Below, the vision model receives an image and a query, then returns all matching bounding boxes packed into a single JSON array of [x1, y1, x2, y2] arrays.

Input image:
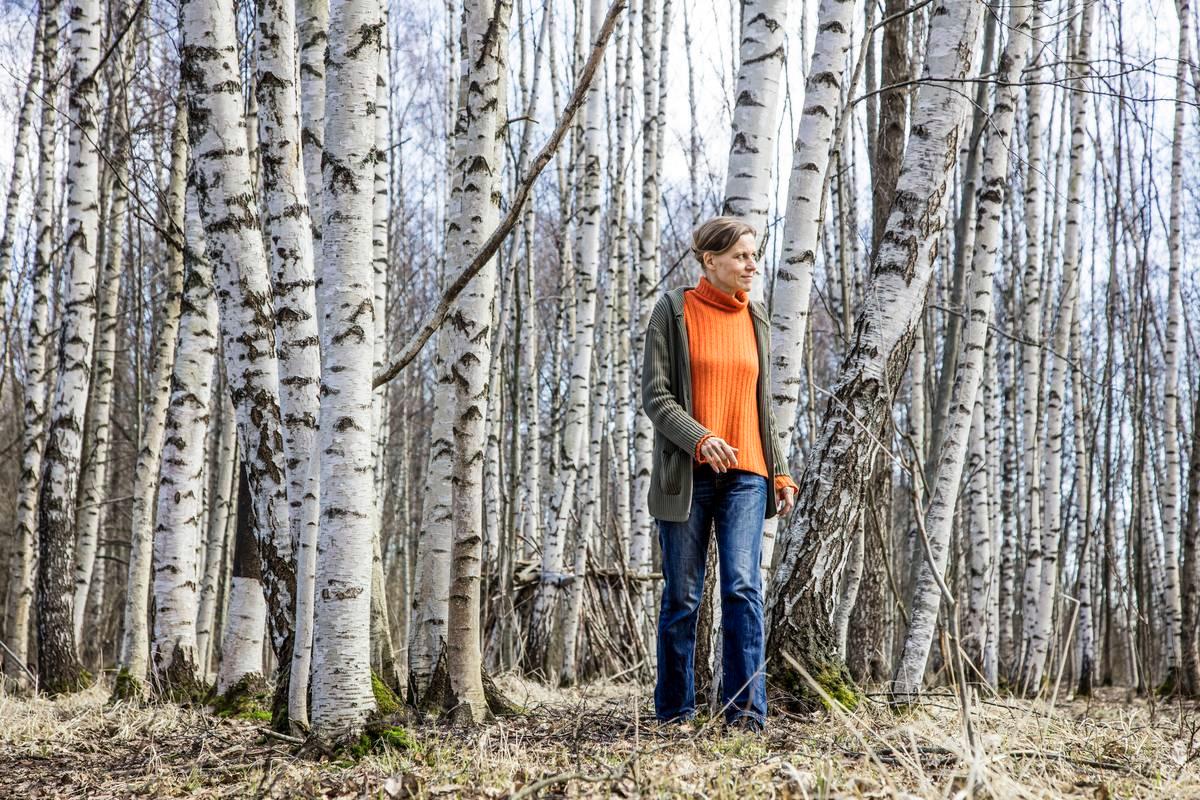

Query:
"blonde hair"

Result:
[[690, 216, 757, 270]]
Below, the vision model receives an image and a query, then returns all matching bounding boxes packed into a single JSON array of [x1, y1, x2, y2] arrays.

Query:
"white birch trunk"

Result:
[[73, 25, 137, 641], [181, 0, 296, 693], [442, 0, 512, 722], [529, 0, 600, 674], [197, 397, 238, 680], [890, 0, 1031, 702], [255, 0, 321, 729], [408, 331, 454, 701], [35, 0, 104, 694], [308, 0, 384, 737], [721, 0, 787, 287], [298, 0, 328, 270], [151, 190, 219, 693], [767, 0, 985, 703], [1019, 0, 1093, 695], [4, 10, 59, 682], [630, 0, 661, 582], [113, 106, 191, 696], [1159, 0, 1191, 687], [765, 0, 856, 580], [1016, 3, 1047, 678], [964, 383, 993, 681], [0, 15, 43, 321]]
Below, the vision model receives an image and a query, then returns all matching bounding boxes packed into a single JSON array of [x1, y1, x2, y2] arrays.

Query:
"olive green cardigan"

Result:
[[640, 287, 788, 523]]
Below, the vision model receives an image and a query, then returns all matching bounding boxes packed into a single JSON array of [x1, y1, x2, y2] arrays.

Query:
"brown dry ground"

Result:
[[1, 676, 1198, 799]]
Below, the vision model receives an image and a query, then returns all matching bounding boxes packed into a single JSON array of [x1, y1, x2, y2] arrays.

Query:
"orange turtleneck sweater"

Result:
[[684, 276, 797, 493]]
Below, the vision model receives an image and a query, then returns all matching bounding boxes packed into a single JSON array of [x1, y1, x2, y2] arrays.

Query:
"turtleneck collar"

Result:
[[692, 275, 749, 311]]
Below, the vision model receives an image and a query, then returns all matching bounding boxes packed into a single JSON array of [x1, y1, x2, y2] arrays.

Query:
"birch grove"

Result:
[[0, 0, 1199, 769]]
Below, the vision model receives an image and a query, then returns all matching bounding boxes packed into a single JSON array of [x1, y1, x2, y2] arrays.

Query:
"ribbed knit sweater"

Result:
[[684, 276, 797, 493]]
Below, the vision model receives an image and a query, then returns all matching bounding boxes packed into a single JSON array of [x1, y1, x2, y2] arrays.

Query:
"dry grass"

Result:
[[1, 676, 1198, 798]]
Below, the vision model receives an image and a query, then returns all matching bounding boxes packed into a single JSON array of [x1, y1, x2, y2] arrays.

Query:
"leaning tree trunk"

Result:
[[1158, 0, 1191, 694], [254, 0, 321, 730], [35, 0, 105, 696], [113, 104, 190, 699], [720, 0, 787, 279], [150, 187, 219, 699], [765, 0, 856, 581], [181, 0, 296, 724], [1018, 0, 1093, 697], [4, 4, 59, 685], [890, 0, 1032, 703], [765, 0, 985, 710], [307, 0, 385, 739], [440, 0, 513, 724]]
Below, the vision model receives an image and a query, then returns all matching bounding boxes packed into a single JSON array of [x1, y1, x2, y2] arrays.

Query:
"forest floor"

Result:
[[1, 675, 1198, 799]]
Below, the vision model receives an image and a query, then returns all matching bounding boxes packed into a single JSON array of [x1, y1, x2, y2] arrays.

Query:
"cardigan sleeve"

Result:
[[641, 295, 712, 456]]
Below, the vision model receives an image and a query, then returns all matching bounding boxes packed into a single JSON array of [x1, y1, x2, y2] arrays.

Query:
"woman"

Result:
[[641, 216, 797, 732]]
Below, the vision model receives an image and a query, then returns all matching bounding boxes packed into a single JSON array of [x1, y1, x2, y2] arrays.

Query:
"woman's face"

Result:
[[703, 233, 757, 295]]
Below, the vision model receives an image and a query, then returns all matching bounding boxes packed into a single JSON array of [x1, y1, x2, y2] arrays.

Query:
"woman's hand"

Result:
[[776, 484, 797, 515], [698, 436, 739, 472]]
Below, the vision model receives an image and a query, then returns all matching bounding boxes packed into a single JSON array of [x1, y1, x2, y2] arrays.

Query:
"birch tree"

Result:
[[309, 0, 384, 737], [181, 0, 296, 718], [35, 0, 104, 695], [150, 185, 219, 697], [1018, 0, 1094, 696], [4, 3, 59, 685], [441, 0, 512, 722], [254, 0, 322, 728], [720, 0, 787, 274], [529, 0, 601, 676], [1158, 0, 1191, 692], [765, 0, 985, 708], [114, 106, 191, 699], [891, 0, 1032, 701], [766, 0, 856, 577]]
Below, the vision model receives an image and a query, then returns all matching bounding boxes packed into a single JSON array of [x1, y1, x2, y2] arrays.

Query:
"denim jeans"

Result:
[[654, 465, 768, 724]]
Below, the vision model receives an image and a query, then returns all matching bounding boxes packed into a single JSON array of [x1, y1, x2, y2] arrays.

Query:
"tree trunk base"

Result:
[[40, 663, 93, 697], [419, 650, 518, 722], [210, 672, 272, 722], [110, 668, 147, 703], [154, 644, 209, 705], [769, 652, 861, 713]]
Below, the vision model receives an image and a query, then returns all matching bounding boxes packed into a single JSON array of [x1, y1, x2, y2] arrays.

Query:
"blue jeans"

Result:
[[655, 466, 768, 724]]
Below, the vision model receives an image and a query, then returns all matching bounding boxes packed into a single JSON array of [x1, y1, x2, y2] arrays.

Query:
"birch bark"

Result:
[[309, 0, 384, 737], [73, 9, 139, 641], [891, 0, 1031, 701], [721, 0, 787, 282], [442, 0, 512, 722], [0, 14, 42, 321], [1159, 0, 1191, 691], [766, 0, 856, 580], [181, 0, 296, 717], [529, 0, 600, 676], [35, 0, 104, 695], [114, 105, 190, 698], [4, 5, 59, 684], [765, 0, 984, 708], [1018, 0, 1094, 695], [255, 0, 321, 729], [151, 188, 219, 696]]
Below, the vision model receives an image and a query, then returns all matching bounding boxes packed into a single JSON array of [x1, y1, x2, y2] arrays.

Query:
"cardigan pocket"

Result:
[[659, 446, 683, 495]]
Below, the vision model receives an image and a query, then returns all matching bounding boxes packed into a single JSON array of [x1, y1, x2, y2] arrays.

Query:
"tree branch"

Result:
[[373, 0, 627, 389]]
